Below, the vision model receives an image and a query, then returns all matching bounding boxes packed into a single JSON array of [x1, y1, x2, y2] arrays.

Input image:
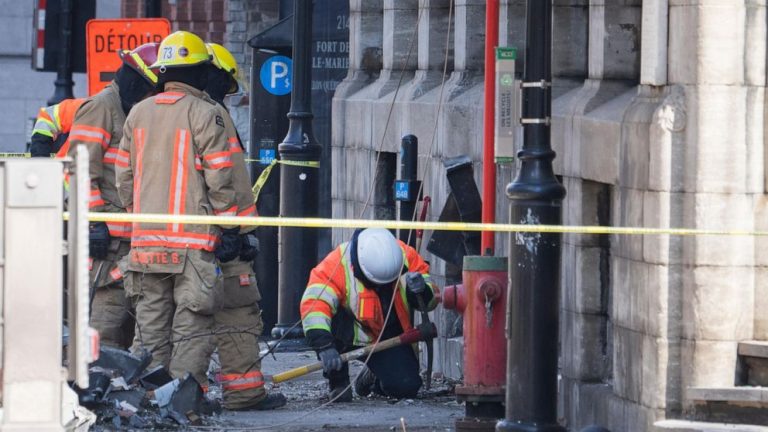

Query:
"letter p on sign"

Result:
[[260, 55, 292, 96]]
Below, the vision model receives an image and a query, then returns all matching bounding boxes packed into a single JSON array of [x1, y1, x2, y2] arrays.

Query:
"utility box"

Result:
[[0, 151, 94, 430], [248, 35, 293, 336]]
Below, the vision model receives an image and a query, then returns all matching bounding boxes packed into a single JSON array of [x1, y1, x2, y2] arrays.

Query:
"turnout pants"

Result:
[[90, 239, 134, 349], [125, 250, 222, 387], [213, 271, 266, 409]]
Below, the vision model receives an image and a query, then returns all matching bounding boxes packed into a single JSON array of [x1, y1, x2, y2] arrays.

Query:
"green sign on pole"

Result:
[[495, 47, 518, 164]]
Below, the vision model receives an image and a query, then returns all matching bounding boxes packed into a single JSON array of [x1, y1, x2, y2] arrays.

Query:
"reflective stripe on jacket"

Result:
[[32, 98, 85, 140], [116, 81, 238, 263], [300, 240, 438, 346], [66, 83, 131, 238]]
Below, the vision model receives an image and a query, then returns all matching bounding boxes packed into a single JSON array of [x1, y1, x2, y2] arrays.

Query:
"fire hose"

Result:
[[270, 323, 437, 384]]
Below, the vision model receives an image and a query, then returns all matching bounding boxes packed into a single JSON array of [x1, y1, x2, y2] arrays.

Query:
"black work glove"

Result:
[[89, 222, 110, 259], [405, 272, 427, 295], [215, 227, 242, 263], [318, 347, 343, 374], [239, 231, 260, 261], [29, 133, 54, 158]]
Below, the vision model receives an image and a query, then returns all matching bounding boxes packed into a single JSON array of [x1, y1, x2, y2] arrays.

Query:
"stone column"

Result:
[[667, 0, 761, 412], [369, 0, 420, 154], [332, 0, 384, 245], [399, 0, 454, 142]]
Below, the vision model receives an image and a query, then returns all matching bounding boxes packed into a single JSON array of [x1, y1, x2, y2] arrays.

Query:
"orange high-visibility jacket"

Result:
[[116, 82, 238, 268], [300, 240, 438, 347], [66, 83, 131, 238], [33, 97, 85, 140], [214, 102, 259, 279]]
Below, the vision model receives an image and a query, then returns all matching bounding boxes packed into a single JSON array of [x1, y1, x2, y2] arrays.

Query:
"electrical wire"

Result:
[[191, 1, 455, 430]]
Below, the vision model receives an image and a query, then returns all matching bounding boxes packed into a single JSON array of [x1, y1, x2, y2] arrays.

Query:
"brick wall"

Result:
[[119, 0, 281, 138], [121, 0, 227, 44]]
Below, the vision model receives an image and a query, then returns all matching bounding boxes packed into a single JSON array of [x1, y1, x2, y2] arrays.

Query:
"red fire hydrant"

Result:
[[442, 255, 508, 431]]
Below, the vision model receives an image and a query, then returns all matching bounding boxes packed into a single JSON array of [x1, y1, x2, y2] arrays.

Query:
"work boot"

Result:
[[354, 366, 376, 397], [329, 377, 353, 403], [234, 392, 287, 411]]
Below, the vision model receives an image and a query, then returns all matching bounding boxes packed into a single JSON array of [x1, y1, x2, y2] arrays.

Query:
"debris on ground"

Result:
[[73, 347, 222, 430]]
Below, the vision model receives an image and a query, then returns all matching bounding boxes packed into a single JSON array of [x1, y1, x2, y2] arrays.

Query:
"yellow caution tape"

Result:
[[62, 212, 768, 237], [251, 159, 320, 204], [0, 152, 64, 158]]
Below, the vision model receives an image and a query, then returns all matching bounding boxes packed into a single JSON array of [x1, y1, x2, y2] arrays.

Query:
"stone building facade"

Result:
[[333, 0, 768, 431], [0, 0, 121, 152], [25, 0, 767, 429]]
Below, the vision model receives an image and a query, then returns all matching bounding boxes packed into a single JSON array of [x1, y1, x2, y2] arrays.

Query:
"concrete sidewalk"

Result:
[[208, 349, 463, 431]]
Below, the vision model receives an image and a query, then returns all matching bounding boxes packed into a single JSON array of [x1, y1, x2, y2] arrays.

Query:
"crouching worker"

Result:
[[300, 228, 438, 402]]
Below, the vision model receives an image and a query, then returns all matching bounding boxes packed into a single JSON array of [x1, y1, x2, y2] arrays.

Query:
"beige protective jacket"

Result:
[[215, 103, 258, 278], [67, 82, 131, 238], [116, 81, 238, 273]]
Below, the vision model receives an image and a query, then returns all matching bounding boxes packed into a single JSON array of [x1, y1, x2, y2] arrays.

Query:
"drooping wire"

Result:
[[193, 2, 456, 429]]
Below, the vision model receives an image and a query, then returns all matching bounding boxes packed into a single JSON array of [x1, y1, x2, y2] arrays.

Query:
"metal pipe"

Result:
[[481, 0, 499, 256], [398, 134, 419, 247], [272, 0, 321, 341], [48, 0, 74, 105], [144, 0, 162, 18], [496, 0, 566, 430]]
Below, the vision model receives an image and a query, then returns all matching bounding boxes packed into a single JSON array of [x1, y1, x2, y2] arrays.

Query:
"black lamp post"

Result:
[[48, 0, 74, 105], [272, 0, 321, 341], [496, 0, 566, 431], [145, 0, 162, 18]]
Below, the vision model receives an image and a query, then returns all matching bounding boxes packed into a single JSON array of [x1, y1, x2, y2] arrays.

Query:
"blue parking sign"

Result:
[[260, 56, 292, 96], [259, 149, 276, 164], [394, 181, 410, 200]]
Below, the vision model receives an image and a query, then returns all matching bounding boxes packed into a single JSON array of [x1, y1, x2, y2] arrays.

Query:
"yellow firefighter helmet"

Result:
[[206, 42, 240, 94], [151, 31, 210, 70]]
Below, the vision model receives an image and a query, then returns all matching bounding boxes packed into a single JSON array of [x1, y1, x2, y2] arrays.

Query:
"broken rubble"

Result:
[[74, 346, 222, 429]]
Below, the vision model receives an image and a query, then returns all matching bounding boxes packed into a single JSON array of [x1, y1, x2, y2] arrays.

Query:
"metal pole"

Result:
[[144, 0, 162, 18], [496, 0, 566, 430], [398, 134, 418, 247], [48, 0, 75, 105], [481, 0, 499, 256], [272, 0, 321, 341]]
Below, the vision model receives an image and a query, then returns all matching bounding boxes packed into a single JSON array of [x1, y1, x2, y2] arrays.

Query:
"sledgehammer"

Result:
[[270, 323, 437, 383]]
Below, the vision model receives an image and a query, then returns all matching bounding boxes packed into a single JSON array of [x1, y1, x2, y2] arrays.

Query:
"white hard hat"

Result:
[[356, 228, 403, 285]]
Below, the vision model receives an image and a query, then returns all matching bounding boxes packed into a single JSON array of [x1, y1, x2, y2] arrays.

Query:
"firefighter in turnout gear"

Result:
[[300, 228, 439, 402], [116, 31, 240, 387], [201, 42, 286, 410], [30, 97, 85, 157], [67, 42, 159, 349]]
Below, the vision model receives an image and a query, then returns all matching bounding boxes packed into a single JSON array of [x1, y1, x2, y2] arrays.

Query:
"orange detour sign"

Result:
[[86, 18, 171, 96]]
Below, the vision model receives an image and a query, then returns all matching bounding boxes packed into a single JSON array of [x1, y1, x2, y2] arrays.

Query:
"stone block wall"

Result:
[[333, 0, 768, 430]]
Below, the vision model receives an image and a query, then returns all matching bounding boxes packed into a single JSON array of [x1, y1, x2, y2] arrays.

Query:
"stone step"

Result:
[[739, 341, 768, 359], [738, 342, 768, 386], [655, 419, 768, 432], [688, 387, 768, 426], [689, 387, 768, 404]]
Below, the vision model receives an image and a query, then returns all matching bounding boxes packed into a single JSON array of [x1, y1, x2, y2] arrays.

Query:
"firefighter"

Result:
[[29, 97, 85, 157], [116, 31, 240, 387], [201, 42, 286, 410], [67, 42, 159, 349], [300, 228, 439, 402]]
